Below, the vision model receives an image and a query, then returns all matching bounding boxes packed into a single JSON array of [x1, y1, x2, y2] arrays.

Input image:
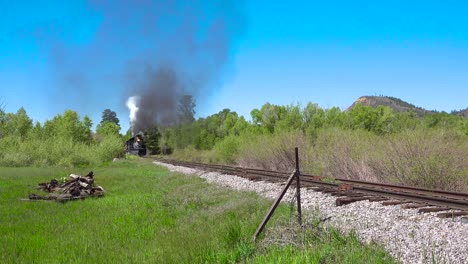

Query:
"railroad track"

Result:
[[158, 159, 468, 219]]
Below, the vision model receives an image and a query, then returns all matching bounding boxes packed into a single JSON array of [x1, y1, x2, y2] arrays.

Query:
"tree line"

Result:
[[0, 107, 123, 144], [0, 106, 124, 167], [161, 102, 467, 153], [0, 99, 466, 161]]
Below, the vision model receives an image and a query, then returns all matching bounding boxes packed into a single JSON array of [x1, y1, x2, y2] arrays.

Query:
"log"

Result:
[[29, 172, 105, 201], [79, 181, 91, 189]]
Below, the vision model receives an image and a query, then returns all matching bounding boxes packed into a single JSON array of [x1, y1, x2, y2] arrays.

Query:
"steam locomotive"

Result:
[[125, 134, 147, 156]]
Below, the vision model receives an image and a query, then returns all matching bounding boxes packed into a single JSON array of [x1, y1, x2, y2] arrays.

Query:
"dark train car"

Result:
[[125, 134, 147, 156]]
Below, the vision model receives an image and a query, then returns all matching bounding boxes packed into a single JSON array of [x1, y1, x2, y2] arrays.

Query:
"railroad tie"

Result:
[[402, 203, 428, 209], [381, 200, 412, 206], [418, 207, 450, 213], [335, 197, 369, 206], [436, 211, 468, 218], [367, 197, 388, 202]]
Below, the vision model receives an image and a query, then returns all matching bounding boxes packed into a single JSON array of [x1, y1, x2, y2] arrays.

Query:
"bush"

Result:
[[0, 152, 32, 167], [91, 135, 125, 163], [313, 128, 380, 182], [369, 129, 468, 191], [171, 145, 211, 163], [168, 126, 467, 192], [0, 135, 124, 167], [210, 135, 241, 164], [236, 131, 313, 172]]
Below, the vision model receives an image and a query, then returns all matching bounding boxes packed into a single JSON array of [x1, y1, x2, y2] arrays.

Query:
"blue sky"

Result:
[[1, 0, 467, 133]]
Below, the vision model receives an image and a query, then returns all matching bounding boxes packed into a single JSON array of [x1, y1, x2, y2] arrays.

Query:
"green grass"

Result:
[[0, 159, 395, 263], [251, 226, 393, 264]]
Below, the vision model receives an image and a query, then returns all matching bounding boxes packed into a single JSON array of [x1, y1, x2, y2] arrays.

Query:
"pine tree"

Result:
[[100, 109, 120, 128]]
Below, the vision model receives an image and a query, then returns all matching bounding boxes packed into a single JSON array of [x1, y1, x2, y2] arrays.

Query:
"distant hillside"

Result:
[[451, 108, 468, 117], [348, 96, 433, 116], [348, 96, 468, 118]]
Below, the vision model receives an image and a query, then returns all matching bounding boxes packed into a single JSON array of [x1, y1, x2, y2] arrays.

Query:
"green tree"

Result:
[[391, 111, 419, 132], [424, 112, 458, 129], [325, 107, 346, 128], [100, 109, 120, 128], [144, 124, 161, 154], [250, 103, 287, 133], [29, 121, 43, 140], [275, 104, 303, 132], [250, 108, 262, 125], [83, 115, 93, 141], [349, 104, 396, 135], [231, 116, 249, 136], [96, 121, 121, 138], [43, 110, 92, 143], [303, 103, 326, 132], [0, 107, 33, 139], [15, 108, 33, 139]]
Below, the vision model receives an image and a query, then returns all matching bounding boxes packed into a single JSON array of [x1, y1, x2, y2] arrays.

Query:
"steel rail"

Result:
[[157, 159, 468, 211]]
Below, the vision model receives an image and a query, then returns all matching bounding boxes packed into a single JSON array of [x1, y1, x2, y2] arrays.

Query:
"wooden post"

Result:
[[253, 148, 303, 241], [295, 147, 302, 226], [253, 171, 297, 241]]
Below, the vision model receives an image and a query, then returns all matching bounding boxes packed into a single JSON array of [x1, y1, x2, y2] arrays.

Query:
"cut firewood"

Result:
[[27, 171, 104, 202]]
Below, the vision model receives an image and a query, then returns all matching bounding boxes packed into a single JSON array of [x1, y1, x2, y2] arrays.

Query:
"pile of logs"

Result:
[[28, 171, 105, 202]]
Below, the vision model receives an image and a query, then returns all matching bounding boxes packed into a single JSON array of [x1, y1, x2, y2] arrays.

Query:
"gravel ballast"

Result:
[[154, 161, 468, 264]]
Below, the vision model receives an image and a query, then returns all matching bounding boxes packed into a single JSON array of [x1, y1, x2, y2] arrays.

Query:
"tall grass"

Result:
[[169, 145, 212, 163], [313, 128, 380, 182], [252, 218, 394, 264], [369, 129, 468, 191], [194, 127, 467, 192], [0, 160, 394, 263], [0, 136, 123, 167], [236, 131, 314, 172]]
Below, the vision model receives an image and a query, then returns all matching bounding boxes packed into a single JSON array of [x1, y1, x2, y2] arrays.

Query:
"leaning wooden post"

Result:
[[253, 148, 303, 241], [253, 170, 297, 241], [295, 147, 302, 226]]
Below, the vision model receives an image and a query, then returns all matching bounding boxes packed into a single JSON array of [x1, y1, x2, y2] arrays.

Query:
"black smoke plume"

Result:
[[43, 0, 244, 134], [130, 65, 180, 132], [116, 0, 245, 134]]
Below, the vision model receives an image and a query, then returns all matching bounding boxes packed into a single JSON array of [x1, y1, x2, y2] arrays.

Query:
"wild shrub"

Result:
[[210, 135, 241, 164], [0, 136, 124, 167], [369, 129, 468, 191], [313, 128, 380, 182], [0, 152, 32, 167], [181, 126, 467, 192], [91, 135, 125, 163], [236, 131, 313, 172], [171, 145, 211, 163]]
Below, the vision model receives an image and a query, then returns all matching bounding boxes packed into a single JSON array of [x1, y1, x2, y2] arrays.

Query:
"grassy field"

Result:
[[0, 159, 395, 263]]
